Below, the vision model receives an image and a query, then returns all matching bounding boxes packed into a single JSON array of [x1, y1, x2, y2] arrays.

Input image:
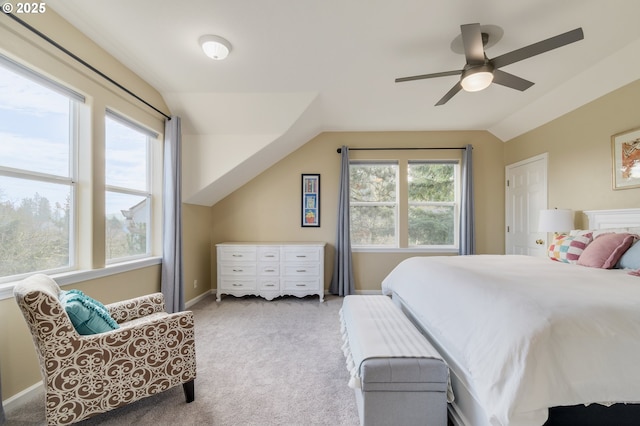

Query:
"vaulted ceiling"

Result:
[[47, 0, 640, 205]]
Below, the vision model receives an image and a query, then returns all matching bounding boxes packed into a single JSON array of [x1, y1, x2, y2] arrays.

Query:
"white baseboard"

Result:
[[185, 289, 213, 308], [3, 380, 42, 409]]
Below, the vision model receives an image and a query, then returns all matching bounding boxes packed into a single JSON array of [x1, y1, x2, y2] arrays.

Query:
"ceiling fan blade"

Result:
[[460, 23, 485, 65], [435, 82, 462, 106], [492, 69, 534, 91], [395, 70, 461, 83], [491, 27, 584, 69]]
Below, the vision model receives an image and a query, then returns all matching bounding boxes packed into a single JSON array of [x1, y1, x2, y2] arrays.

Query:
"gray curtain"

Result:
[[161, 116, 184, 313], [459, 144, 476, 255], [329, 146, 355, 296]]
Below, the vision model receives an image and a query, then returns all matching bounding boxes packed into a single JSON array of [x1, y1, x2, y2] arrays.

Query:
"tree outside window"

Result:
[[350, 162, 398, 246], [408, 162, 457, 246]]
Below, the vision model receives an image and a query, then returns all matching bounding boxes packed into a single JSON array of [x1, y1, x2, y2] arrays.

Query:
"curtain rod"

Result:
[[4, 12, 172, 121], [336, 146, 469, 153]]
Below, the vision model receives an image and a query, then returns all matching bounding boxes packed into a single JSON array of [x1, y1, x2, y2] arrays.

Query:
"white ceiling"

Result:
[[45, 0, 640, 203]]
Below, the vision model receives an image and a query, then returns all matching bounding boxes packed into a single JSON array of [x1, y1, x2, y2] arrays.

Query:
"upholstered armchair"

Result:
[[14, 274, 196, 425]]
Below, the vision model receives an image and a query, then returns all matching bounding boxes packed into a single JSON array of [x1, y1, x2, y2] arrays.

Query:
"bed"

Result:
[[381, 208, 640, 426]]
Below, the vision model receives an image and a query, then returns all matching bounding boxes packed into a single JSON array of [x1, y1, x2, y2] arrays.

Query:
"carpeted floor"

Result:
[[4, 294, 360, 426]]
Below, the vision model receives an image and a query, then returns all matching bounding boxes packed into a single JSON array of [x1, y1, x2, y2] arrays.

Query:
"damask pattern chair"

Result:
[[14, 274, 196, 425]]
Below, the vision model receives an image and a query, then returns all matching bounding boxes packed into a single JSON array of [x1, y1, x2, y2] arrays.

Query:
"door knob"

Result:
[[535, 239, 544, 245]]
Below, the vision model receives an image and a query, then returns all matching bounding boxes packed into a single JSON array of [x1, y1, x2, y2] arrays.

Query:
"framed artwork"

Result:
[[301, 174, 320, 227], [612, 127, 640, 190]]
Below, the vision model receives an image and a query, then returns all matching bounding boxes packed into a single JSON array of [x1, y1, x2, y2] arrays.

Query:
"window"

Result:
[[350, 159, 459, 250], [350, 162, 398, 246], [408, 161, 457, 247], [105, 110, 155, 262], [0, 56, 83, 281]]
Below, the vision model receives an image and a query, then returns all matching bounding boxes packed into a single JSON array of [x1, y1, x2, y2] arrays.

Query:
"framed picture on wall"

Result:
[[301, 174, 320, 227], [612, 127, 640, 190]]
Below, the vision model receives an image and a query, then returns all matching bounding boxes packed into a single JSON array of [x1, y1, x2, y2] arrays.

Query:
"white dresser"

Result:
[[216, 242, 325, 302]]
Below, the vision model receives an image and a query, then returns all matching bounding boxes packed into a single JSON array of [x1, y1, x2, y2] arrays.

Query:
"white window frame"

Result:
[[0, 55, 82, 283], [350, 158, 461, 252], [349, 161, 399, 248], [104, 109, 157, 264], [407, 160, 460, 249]]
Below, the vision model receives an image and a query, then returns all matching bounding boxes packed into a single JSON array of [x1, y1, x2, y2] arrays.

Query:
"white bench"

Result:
[[340, 295, 452, 426]]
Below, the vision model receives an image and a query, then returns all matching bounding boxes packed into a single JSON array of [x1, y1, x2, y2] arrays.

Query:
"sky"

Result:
[[0, 64, 149, 217]]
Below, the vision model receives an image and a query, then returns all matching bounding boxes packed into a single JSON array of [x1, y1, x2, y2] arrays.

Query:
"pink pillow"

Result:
[[577, 233, 636, 269]]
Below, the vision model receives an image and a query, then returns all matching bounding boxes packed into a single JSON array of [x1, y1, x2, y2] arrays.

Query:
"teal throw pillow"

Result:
[[59, 289, 120, 335]]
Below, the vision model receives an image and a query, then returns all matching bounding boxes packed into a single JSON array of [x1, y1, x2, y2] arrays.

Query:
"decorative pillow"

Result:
[[548, 233, 592, 263], [59, 290, 120, 335], [617, 240, 640, 270], [577, 233, 636, 269]]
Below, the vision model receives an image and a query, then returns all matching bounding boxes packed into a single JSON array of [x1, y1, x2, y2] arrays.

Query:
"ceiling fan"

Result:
[[395, 23, 584, 106]]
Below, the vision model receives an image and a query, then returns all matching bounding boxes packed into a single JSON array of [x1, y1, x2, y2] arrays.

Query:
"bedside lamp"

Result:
[[538, 209, 575, 236]]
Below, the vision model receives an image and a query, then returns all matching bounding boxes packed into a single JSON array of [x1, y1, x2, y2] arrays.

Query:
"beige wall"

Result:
[[504, 80, 640, 228], [183, 204, 214, 301], [211, 130, 506, 292]]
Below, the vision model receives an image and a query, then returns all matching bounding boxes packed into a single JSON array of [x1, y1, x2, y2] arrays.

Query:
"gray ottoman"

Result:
[[340, 295, 451, 426]]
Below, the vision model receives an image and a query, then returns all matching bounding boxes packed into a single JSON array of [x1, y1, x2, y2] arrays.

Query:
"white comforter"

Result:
[[381, 255, 640, 426]]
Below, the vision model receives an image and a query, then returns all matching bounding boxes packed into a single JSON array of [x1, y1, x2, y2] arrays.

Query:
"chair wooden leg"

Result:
[[183, 380, 195, 403]]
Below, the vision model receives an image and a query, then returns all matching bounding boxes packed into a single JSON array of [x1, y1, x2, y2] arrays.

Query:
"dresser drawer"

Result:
[[258, 262, 279, 276], [282, 277, 320, 290], [282, 247, 321, 262], [258, 246, 280, 261], [282, 263, 319, 276], [219, 278, 256, 290], [258, 277, 279, 291], [219, 264, 256, 276], [218, 246, 257, 262]]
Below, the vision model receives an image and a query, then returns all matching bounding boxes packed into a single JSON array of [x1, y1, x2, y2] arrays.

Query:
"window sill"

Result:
[[352, 247, 459, 254], [0, 256, 162, 301]]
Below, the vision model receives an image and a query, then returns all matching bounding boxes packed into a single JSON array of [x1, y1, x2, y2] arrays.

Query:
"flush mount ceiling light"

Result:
[[199, 35, 231, 60], [460, 64, 494, 92]]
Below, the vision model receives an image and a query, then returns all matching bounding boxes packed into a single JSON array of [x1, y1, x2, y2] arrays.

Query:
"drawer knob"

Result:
[[296, 269, 307, 273], [265, 269, 275, 272], [296, 255, 306, 258], [295, 283, 306, 287], [232, 254, 243, 257], [233, 269, 243, 272], [232, 283, 242, 287]]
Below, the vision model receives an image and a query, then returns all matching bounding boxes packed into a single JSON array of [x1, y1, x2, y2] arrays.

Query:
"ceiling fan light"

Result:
[[199, 35, 231, 60], [461, 69, 493, 92]]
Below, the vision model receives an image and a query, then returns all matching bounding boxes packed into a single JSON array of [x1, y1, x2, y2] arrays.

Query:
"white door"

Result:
[[505, 154, 548, 256]]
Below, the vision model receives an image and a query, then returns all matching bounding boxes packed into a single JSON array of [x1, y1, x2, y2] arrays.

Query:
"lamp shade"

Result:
[[199, 35, 231, 60], [538, 209, 574, 233]]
